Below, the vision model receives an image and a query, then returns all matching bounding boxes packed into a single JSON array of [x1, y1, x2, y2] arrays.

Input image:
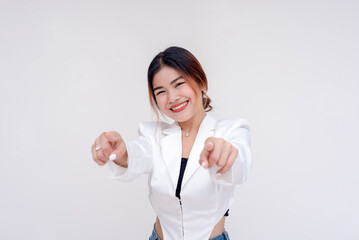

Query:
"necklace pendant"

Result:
[[185, 132, 189, 137]]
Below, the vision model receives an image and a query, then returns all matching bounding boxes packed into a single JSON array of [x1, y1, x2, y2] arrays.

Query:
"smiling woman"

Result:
[[151, 66, 204, 124], [148, 47, 212, 114], [91, 46, 252, 240]]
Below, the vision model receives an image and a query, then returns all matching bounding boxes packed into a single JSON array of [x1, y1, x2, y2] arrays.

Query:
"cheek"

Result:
[[183, 86, 198, 99], [184, 89, 199, 103], [155, 95, 167, 110]]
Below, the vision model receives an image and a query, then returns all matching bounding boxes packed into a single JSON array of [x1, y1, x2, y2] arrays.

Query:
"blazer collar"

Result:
[[160, 114, 217, 191], [161, 114, 217, 135]]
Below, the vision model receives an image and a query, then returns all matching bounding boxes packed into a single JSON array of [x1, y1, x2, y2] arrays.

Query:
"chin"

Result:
[[166, 112, 191, 123], [175, 114, 196, 123]]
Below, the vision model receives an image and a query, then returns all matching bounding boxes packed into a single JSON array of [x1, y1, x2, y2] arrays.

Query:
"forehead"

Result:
[[153, 66, 182, 87]]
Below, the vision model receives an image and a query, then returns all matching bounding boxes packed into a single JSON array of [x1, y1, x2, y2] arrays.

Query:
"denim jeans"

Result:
[[148, 226, 230, 240]]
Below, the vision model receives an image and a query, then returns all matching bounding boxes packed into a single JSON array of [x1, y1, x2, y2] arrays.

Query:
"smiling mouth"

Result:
[[171, 101, 189, 112]]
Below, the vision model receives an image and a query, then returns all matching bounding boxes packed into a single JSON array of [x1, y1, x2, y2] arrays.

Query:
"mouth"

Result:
[[170, 100, 189, 113]]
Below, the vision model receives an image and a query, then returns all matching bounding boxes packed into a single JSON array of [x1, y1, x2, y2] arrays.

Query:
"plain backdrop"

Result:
[[1, 0, 358, 239]]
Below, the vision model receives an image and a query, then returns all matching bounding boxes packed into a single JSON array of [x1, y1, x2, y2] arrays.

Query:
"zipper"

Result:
[[179, 198, 184, 238]]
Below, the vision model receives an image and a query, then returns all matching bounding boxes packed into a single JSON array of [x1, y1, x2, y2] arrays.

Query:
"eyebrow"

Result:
[[153, 76, 183, 92]]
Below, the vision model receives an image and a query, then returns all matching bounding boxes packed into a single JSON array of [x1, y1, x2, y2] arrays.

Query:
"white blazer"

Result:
[[107, 114, 252, 240]]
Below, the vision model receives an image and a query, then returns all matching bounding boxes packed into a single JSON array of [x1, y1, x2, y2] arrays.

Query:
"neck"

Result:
[[178, 110, 206, 134]]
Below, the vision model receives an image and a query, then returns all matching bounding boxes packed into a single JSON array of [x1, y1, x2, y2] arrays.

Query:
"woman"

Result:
[[91, 46, 252, 240]]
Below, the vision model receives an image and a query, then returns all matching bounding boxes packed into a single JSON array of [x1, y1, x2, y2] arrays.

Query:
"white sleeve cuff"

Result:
[[107, 159, 128, 179]]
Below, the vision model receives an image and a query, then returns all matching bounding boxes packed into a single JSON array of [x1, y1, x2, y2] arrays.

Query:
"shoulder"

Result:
[[138, 120, 173, 136], [214, 117, 250, 139], [216, 118, 250, 130]]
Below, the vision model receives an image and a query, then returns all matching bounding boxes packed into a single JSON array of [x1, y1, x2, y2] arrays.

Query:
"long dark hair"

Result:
[[147, 46, 212, 115]]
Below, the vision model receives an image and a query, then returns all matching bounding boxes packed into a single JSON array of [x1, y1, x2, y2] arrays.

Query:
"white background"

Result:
[[1, 0, 358, 239]]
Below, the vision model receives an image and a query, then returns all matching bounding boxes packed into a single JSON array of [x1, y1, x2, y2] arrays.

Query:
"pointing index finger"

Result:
[[200, 141, 214, 168], [103, 131, 121, 147]]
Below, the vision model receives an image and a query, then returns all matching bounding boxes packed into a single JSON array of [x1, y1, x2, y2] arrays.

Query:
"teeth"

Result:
[[172, 101, 187, 110]]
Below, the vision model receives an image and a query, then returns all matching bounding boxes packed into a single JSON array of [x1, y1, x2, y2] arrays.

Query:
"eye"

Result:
[[175, 82, 185, 88], [155, 90, 165, 96]]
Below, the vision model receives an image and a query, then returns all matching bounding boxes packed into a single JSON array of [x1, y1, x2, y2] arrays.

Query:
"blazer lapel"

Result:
[[159, 114, 217, 192], [160, 122, 182, 190], [182, 114, 217, 189]]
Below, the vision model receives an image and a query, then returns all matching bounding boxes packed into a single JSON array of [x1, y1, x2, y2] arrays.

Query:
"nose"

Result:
[[168, 90, 180, 103]]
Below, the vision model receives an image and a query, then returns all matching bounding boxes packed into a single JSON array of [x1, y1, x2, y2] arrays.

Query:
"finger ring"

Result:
[[95, 146, 102, 151]]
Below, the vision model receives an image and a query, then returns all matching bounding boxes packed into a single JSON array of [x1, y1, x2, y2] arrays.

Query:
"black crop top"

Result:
[[175, 158, 229, 217]]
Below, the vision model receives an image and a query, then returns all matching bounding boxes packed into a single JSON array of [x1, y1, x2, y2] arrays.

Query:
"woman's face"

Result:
[[152, 66, 204, 123]]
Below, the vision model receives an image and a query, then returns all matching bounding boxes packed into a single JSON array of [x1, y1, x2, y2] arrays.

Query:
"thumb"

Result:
[[108, 138, 127, 166], [108, 143, 123, 162], [108, 152, 118, 162], [108, 147, 123, 164], [103, 132, 123, 162]]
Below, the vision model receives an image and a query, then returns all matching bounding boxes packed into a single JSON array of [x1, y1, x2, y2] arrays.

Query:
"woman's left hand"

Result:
[[199, 137, 238, 175]]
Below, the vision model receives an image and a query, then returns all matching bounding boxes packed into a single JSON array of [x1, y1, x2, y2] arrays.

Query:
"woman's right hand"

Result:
[[91, 131, 128, 167]]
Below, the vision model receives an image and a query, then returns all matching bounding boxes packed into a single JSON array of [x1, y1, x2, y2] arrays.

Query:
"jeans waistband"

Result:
[[149, 224, 230, 240]]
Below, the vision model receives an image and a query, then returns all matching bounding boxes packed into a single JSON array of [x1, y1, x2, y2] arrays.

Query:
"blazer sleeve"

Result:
[[107, 122, 154, 181], [211, 118, 252, 185]]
